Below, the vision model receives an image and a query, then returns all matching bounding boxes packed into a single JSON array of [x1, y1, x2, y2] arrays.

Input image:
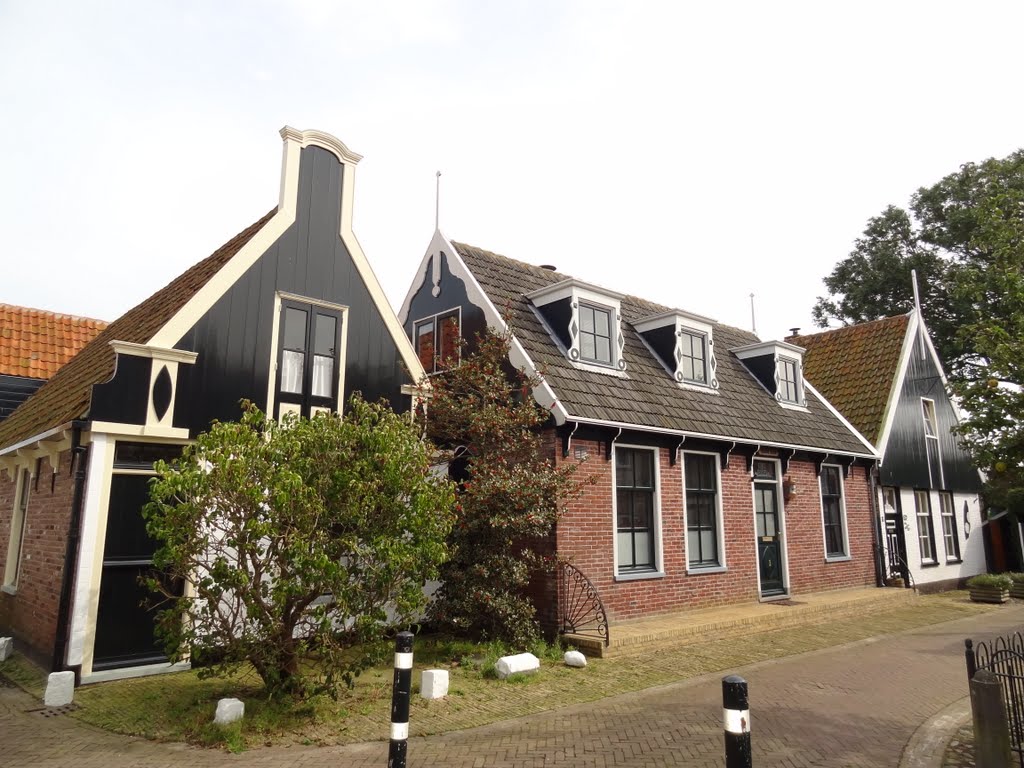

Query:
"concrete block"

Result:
[[0, 637, 12, 662], [44, 671, 75, 707], [495, 652, 540, 679], [214, 697, 245, 725], [564, 650, 587, 668], [420, 669, 449, 699]]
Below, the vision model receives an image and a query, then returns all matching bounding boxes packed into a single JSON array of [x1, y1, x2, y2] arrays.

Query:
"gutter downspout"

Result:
[[52, 421, 89, 681], [868, 460, 885, 588]]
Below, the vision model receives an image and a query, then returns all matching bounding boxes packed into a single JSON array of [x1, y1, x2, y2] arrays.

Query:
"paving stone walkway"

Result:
[[3, 604, 1023, 767]]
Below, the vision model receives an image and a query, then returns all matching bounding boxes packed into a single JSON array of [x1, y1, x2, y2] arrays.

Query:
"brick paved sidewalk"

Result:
[[4, 603, 1023, 767]]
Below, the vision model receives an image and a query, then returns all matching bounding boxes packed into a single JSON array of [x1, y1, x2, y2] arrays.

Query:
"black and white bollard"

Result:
[[388, 631, 414, 768], [722, 674, 752, 768]]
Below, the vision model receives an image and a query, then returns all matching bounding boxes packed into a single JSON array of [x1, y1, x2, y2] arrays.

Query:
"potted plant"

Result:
[[1008, 573, 1024, 600], [967, 573, 1013, 603]]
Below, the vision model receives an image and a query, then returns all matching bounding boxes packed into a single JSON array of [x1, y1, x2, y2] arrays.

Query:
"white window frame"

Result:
[[914, 489, 937, 565], [777, 356, 802, 405], [577, 301, 615, 366], [3, 468, 32, 591], [612, 443, 663, 580], [819, 463, 851, 561], [921, 398, 945, 488], [683, 450, 726, 572], [413, 306, 462, 374], [938, 492, 961, 562], [526, 279, 627, 374]]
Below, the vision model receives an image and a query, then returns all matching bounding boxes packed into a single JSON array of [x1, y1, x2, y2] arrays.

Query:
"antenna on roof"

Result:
[[749, 293, 757, 336], [911, 268, 926, 360], [435, 170, 441, 230]]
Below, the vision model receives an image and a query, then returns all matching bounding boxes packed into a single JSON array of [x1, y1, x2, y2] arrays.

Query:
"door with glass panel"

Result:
[[753, 460, 785, 596], [276, 300, 343, 419]]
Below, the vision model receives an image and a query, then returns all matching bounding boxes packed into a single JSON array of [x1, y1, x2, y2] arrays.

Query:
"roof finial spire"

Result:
[[749, 292, 757, 336], [910, 268, 925, 359], [435, 170, 441, 231]]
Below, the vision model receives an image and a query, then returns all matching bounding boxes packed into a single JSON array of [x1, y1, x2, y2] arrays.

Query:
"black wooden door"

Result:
[[93, 474, 172, 670], [754, 466, 785, 596]]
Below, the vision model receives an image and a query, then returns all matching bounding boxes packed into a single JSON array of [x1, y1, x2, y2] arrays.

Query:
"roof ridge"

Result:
[[790, 312, 911, 343], [0, 304, 109, 326]]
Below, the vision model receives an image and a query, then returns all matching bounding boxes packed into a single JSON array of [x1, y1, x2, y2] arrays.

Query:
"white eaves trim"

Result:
[[803, 380, 879, 457], [399, 230, 569, 425]]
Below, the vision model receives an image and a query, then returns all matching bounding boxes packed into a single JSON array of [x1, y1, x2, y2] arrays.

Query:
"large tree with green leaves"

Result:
[[813, 149, 1024, 375], [144, 396, 455, 697], [419, 326, 587, 647]]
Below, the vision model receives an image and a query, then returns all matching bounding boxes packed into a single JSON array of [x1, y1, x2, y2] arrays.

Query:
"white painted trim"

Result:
[[733, 339, 806, 358], [803, 380, 878, 456], [566, 415, 875, 459], [525, 277, 626, 305], [108, 341, 198, 364], [681, 449, 727, 571], [399, 232, 568, 425], [69, 434, 115, 674], [88, 421, 191, 439], [818, 463, 851, 560], [876, 312, 918, 463], [2, 467, 30, 587], [81, 659, 191, 685], [0, 423, 75, 459], [279, 125, 363, 165], [611, 442, 663, 578]]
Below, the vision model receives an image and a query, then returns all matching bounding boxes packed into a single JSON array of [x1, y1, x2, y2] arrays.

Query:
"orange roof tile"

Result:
[[0, 305, 107, 380], [788, 314, 910, 446]]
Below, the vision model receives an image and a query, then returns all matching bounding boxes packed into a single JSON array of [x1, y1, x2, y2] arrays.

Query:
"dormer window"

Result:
[[579, 303, 613, 364], [777, 356, 799, 403], [732, 340, 806, 408], [635, 309, 718, 389], [414, 308, 461, 373], [527, 279, 626, 373]]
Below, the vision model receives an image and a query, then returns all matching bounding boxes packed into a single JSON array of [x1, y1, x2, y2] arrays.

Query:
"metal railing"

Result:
[[966, 632, 1024, 767], [558, 562, 610, 648]]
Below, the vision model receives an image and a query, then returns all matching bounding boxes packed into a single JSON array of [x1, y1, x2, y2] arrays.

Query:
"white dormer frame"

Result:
[[732, 340, 807, 409], [527, 279, 627, 373], [634, 309, 719, 389]]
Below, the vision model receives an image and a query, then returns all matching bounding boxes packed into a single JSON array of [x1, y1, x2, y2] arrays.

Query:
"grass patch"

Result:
[[0, 591, 997, 751]]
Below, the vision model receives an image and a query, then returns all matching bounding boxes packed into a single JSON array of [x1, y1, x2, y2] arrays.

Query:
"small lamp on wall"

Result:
[[783, 477, 797, 501]]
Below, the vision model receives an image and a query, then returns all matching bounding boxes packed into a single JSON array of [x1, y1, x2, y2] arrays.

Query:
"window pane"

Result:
[[416, 322, 435, 371], [281, 350, 304, 394], [615, 450, 633, 486], [596, 336, 611, 363], [617, 532, 633, 567], [594, 307, 610, 336], [314, 314, 336, 357], [579, 305, 595, 333], [700, 529, 716, 561], [438, 313, 460, 368], [632, 531, 653, 568], [580, 333, 596, 361], [312, 355, 333, 398], [283, 308, 307, 351], [632, 492, 653, 527], [633, 451, 653, 488]]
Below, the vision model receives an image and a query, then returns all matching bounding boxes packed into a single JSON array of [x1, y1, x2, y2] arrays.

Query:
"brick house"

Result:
[[790, 312, 989, 591], [0, 127, 425, 681], [0, 304, 107, 421], [400, 231, 882, 636]]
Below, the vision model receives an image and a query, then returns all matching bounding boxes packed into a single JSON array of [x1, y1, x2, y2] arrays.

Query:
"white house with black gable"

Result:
[[0, 127, 425, 682], [791, 311, 989, 591], [401, 229, 882, 638]]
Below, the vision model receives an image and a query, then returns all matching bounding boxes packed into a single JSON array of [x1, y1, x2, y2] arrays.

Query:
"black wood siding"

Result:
[[0, 375, 44, 421], [90, 355, 152, 425], [405, 252, 487, 354], [880, 346, 981, 491], [166, 145, 410, 434]]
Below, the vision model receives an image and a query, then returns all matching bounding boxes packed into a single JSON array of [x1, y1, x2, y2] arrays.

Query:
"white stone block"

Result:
[[44, 671, 75, 707], [564, 650, 587, 668], [0, 637, 13, 662], [214, 697, 245, 725], [420, 668, 449, 699], [494, 652, 540, 679]]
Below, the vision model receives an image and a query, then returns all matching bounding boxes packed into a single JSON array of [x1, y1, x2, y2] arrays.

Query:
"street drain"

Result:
[[27, 703, 80, 717]]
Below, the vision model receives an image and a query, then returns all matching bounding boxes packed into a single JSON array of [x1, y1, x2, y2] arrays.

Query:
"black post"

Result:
[[723, 674, 752, 768], [966, 638, 977, 683], [388, 631, 414, 768]]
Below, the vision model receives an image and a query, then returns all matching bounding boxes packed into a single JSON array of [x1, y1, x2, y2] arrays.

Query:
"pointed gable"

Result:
[[789, 314, 910, 446]]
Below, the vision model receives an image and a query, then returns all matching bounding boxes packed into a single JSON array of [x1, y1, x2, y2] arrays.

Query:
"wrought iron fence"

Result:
[[966, 632, 1024, 767], [558, 562, 610, 648]]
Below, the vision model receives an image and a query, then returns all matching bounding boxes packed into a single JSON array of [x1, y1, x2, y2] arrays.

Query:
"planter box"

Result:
[[1010, 583, 1024, 600], [970, 586, 1010, 604]]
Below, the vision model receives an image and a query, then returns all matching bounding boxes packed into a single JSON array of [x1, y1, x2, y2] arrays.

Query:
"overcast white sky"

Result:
[[2, 1, 1023, 341]]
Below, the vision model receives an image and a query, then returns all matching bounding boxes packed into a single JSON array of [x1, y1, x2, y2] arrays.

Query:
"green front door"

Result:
[[753, 460, 785, 596]]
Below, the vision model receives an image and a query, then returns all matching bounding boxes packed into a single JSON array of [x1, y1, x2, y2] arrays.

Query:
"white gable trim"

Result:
[[876, 311, 922, 464], [803, 380, 878, 456], [147, 127, 425, 384], [401, 231, 568, 425]]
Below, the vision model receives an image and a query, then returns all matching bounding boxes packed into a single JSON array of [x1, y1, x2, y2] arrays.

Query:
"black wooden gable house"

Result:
[[0, 127, 425, 681]]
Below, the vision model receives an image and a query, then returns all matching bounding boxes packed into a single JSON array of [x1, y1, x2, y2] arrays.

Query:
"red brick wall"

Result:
[[553, 436, 877, 621], [0, 449, 77, 665]]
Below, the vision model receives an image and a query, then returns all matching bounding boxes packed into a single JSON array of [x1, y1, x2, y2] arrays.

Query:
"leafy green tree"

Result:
[[143, 397, 455, 697], [948, 188, 1024, 513], [813, 149, 1024, 374], [419, 326, 587, 647]]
